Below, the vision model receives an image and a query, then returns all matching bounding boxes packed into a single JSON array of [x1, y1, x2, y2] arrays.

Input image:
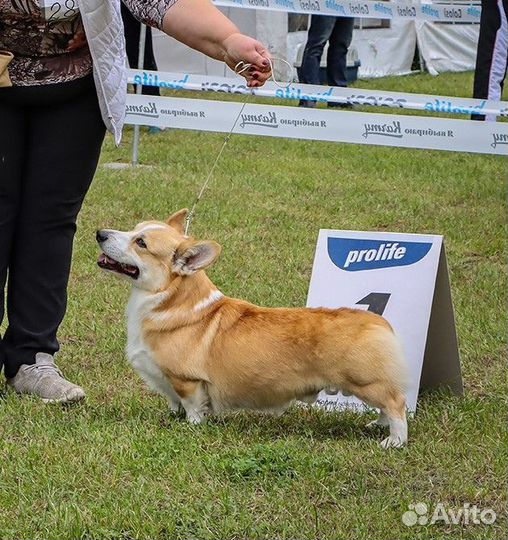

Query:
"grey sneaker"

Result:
[[7, 352, 85, 403]]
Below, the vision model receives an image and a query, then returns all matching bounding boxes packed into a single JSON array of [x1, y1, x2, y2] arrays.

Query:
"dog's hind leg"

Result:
[[349, 382, 408, 449], [171, 378, 211, 424], [379, 393, 407, 449]]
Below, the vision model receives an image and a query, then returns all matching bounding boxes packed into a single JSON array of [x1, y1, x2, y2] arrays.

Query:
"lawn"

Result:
[[0, 71, 506, 540]]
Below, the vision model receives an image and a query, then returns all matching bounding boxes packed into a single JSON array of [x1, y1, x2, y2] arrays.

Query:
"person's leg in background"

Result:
[[299, 15, 337, 107], [2, 77, 105, 401], [326, 16, 354, 108], [473, 0, 508, 120], [0, 101, 25, 376], [327, 16, 354, 87]]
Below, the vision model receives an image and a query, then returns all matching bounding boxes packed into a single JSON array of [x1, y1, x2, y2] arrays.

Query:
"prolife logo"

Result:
[[275, 0, 296, 9], [374, 2, 392, 16], [327, 237, 433, 271], [324, 0, 346, 15], [421, 4, 439, 18], [467, 5, 481, 18], [132, 72, 189, 90]]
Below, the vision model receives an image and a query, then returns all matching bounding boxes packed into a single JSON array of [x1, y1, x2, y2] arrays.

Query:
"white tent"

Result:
[[151, 5, 480, 80]]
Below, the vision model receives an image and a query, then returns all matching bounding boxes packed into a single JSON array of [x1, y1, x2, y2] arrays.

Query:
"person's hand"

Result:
[[222, 33, 272, 87]]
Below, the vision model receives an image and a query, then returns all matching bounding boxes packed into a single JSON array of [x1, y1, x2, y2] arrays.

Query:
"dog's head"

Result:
[[96, 209, 221, 292]]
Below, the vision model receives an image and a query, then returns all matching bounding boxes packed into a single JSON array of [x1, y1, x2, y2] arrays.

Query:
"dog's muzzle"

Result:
[[96, 230, 140, 279]]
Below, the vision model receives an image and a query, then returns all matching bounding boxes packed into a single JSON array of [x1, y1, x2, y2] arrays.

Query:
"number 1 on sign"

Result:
[[356, 292, 391, 316]]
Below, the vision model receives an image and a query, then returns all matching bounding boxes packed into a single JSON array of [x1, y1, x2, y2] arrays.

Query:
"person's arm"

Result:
[[122, 0, 271, 87], [162, 0, 270, 86]]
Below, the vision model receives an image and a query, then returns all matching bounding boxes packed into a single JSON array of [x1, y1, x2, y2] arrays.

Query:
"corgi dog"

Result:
[[97, 209, 409, 448]]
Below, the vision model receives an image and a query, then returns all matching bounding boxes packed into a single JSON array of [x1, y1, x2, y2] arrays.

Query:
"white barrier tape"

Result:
[[125, 94, 508, 155], [212, 0, 481, 22], [128, 69, 508, 118]]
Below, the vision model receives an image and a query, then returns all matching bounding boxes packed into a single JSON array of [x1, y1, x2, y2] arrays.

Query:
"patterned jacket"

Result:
[[0, 0, 174, 143]]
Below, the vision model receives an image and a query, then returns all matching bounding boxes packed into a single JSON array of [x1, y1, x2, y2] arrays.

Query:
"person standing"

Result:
[[121, 3, 163, 133], [298, 15, 354, 108], [472, 0, 508, 121], [0, 0, 271, 402]]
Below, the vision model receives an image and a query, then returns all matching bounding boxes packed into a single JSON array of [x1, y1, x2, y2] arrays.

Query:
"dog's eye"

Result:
[[135, 237, 147, 249]]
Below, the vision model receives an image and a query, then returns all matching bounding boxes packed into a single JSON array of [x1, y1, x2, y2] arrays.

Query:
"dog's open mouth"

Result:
[[97, 253, 140, 279]]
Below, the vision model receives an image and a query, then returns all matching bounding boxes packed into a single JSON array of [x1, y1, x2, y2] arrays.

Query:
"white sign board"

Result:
[[307, 230, 463, 412]]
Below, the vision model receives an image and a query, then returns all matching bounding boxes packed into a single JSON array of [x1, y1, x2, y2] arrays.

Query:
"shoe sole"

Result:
[[6, 385, 86, 404], [41, 389, 86, 404]]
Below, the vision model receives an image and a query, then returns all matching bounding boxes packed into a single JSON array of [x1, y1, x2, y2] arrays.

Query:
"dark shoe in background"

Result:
[[327, 101, 353, 109], [148, 126, 165, 135]]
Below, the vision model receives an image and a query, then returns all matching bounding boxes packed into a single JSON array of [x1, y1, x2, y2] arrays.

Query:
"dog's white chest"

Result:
[[126, 290, 180, 404]]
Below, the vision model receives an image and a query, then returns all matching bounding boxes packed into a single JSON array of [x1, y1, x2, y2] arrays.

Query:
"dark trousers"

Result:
[[0, 75, 105, 378], [299, 15, 354, 87], [121, 3, 161, 97], [473, 0, 508, 120]]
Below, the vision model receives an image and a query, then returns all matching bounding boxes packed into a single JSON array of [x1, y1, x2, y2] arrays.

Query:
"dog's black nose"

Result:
[[96, 230, 109, 244]]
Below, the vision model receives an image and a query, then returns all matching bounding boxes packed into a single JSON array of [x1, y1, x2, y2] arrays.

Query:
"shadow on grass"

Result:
[[75, 386, 465, 444], [157, 404, 383, 445]]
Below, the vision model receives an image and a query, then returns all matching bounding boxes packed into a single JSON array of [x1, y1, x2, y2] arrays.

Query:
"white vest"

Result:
[[77, 0, 127, 144]]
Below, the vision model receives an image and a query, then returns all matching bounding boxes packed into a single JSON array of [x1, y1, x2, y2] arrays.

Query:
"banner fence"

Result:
[[128, 69, 508, 118], [125, 93, 508, 156], [212, 0, 481, 22]]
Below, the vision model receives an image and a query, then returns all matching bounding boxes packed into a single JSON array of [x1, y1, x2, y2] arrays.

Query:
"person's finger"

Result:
[[247, 78, 262, 88], [256, 43, 272, 72], [245, 42, 271, 71], [250, 69, 270, 81], [255, 42, 271, 59]]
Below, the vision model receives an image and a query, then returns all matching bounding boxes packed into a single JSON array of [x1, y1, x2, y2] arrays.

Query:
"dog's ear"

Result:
[[173, 240, 221, 276], [166, 208, 189, 234]]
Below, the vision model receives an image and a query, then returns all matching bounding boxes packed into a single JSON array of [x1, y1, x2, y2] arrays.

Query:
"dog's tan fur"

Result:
[[97, 209, 409, 448]]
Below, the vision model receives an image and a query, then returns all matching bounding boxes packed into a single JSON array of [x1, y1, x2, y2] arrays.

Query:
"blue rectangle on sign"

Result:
[[327, 237, 433, 271]]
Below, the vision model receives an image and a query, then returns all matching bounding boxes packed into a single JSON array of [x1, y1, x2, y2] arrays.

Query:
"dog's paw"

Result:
[[186, 411, 207, 424], [380, 435, 406, 449]]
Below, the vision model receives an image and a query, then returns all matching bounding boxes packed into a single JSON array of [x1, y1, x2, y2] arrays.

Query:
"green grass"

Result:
[[0, 71, 506, 539]]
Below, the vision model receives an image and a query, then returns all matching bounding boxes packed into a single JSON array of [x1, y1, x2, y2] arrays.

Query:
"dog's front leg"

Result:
[[167, 396, 184, 415], [171, 378, 210, 424]]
